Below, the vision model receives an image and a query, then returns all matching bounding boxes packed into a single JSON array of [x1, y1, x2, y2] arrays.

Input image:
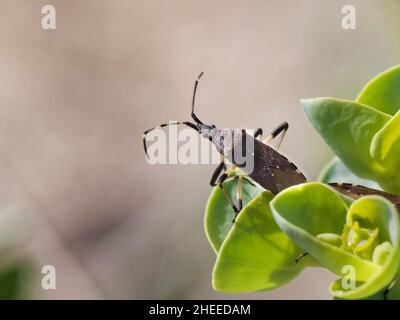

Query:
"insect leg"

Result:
[[143, 121, 198, 158], [254, 128, 263, 140], [210, 159, 226, 187], [221, 174, 256, 187], [217, 174, 257, 223], [263, 121, 289, 151], [217, 173, 244, 223], [232, 175, 243, 223], [295, 252, 309, 264], [219, 183, 240, 216], [209, 155, 241, 214]]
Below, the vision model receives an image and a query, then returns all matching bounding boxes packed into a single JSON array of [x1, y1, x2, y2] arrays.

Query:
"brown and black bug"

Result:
[[143, 73, 400, 221], [143, 73, 306, 221]]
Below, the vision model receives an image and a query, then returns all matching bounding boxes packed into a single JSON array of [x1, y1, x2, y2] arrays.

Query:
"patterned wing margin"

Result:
[[219, 129, 306, 194], [329, 183, 400, 212], [265, 143, 307, 193]]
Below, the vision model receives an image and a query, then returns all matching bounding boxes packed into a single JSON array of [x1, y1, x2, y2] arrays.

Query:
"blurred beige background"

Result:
[[0, 0, 399, 299]]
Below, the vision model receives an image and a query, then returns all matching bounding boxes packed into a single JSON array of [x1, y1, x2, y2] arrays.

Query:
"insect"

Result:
[[143, 73, 400, 221], [143, 73, 306, 222]]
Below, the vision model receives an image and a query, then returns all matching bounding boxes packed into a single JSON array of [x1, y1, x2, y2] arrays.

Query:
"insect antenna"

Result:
[[191, 72, 205, 125]]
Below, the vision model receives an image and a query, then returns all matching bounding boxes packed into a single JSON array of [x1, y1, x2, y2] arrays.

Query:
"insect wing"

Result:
[[329, 183, 400, 212], [218, 130, 307, 194]]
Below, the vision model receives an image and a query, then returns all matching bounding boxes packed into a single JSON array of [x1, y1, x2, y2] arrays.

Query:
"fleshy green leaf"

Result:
[[354, 274, 400, 300], [212, 192, 307, 293], [318, 157, 381, 189], [386, 276, 400, 300], [302, 98, 390, 180], [303, 67, 400, 194], [371, 110, 400, 176], [204, 169, 263, 252], [270, 183, 380, 283], [301, 98, 400, 192], [356, 65, 400, 115], [329, 195, 400, 299], [270, 182, 400, 299]]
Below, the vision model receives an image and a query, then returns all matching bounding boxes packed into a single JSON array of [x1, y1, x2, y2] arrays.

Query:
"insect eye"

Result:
[[211, 124, 216, 128]]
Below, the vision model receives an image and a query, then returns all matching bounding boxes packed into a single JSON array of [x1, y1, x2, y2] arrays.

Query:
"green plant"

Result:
[[205, 65, 400, 299]]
